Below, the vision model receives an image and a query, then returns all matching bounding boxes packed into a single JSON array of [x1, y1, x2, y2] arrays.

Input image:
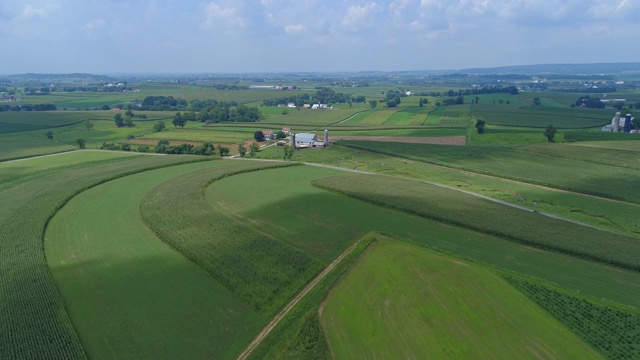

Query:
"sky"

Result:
[[0, 0, 639, 74]]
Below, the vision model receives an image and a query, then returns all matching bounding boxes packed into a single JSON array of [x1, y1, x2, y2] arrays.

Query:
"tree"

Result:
[[114, 113, 124, 128], [217, 144, 230, 157], [282, 108, 288, 115], [46, 130, 53, 140], [533, 97, 542, 106], [249, 142, 260, 157], [125, 109, 134, 117], [101, 104, 110, 110], [172, 112, 187, 128], [76, 138, 86, 149], [153, 121, 165, 132], [124, 116, 134, 127], [543, 124, 557, 142], [85, 120, 94, 130], [275, 131, 286, 139], [156, 139, 170, 153], [238, 143, 247, 157], [254, 131, 265, 142], [475, 119, 486, 134], [369, 100, 377, 109], [283, 145, 294, 160]]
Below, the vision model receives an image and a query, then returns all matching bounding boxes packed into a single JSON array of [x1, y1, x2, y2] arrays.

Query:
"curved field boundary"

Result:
[[312, 173, 640, 272], [139, 162, 323, 314], [0, 155, 209, 359], [46, 161, 266, 359], [237, 235, 369, 360]]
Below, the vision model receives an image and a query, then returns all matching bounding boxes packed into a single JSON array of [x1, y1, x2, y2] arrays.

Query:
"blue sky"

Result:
[[1, 0, 638, 74]]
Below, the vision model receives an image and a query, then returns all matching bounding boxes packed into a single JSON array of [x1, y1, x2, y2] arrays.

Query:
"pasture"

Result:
[[321, 238, 601, 359]]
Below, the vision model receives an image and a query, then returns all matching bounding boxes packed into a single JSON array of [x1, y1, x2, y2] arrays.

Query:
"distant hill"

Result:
[[459, 62, 640, 75]]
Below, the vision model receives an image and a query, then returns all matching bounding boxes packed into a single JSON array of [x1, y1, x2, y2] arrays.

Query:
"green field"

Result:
[[45, 161, 265, 359], [383, 106, 427, 126], [322, 238, 602, 359], [3, 79, 640, 359], [0, 154, 206, 358], [207, 165, 640, 309], [473, 104, 611, 128], [338, 140, 640, 204], [0, 151, 142, 192]]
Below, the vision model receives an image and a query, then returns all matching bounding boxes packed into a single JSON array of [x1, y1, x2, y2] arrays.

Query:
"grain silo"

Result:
[[324, 129, 329, 147], [624, 114, 632, 133], [614, 112, 621, 132]]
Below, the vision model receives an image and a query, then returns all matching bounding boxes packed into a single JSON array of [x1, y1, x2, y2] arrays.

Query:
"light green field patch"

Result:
[[356, 109, 396, 125], [321, 238, 603, 360], [383, 107, 427, 126], [46, 160, 265, 359]]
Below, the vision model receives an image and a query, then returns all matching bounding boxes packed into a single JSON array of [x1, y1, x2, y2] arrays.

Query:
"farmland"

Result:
[[46, 161, 266, 359], [321, 238, 601, 359], [2, 76, 640, 359]]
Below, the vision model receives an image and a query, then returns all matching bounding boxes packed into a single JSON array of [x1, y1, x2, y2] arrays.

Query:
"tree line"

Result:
[[262, 87, 363, 107], [0, 103, 57, 111]]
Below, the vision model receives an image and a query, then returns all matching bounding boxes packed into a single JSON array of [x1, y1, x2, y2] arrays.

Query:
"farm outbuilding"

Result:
[[294, 130, 329, 148]]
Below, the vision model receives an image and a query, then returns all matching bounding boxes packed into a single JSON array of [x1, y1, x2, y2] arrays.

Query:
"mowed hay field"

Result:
[[45, 161, 266, 359], [321, 238, 602, 359]]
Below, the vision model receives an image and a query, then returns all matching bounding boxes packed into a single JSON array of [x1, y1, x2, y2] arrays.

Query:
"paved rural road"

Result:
[[235, 237, 366, 360]]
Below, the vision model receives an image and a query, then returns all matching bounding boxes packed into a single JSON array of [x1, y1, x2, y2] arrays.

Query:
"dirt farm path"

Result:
[[236, 237, 366, 360]]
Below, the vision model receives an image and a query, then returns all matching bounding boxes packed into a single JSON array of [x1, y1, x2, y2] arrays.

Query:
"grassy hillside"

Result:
[[321, 238, 602, 359]]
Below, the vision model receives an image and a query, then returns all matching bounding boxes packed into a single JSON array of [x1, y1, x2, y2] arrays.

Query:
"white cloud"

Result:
[[21, 3, 55, 18], [284, 24, 305, 34], [203, 1, 245, 28], [83, 18, 105, 32], [342, 3, 378, 30]]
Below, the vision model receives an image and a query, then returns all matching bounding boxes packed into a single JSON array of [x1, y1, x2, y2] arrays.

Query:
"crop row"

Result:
[[505, 275, 640, 360], [312, 174, 640, 271], [0, 154, 208, 359], [139, 161, 323, 315], [337, 140, 640, 204]]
